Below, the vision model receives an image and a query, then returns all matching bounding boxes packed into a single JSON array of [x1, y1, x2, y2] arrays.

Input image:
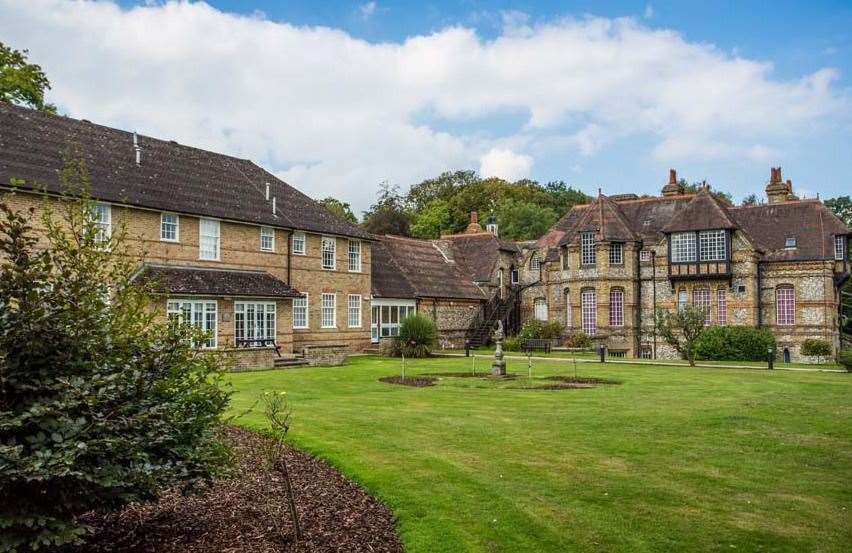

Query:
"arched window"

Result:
[[581, 288, 597, 336], [564, 288, 571, 328], [693, 288, 711, 325], [776, 286, 795, 326], [534, 297, 548, 321], [609, 288, 624, 327], [716, 288, 727, 325]]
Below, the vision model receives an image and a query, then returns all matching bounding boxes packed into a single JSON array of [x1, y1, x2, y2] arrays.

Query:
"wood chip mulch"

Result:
[[70, 427, 403, 553], [378, 375, 436, 387]]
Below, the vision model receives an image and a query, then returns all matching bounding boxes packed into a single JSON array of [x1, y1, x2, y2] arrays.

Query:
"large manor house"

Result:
[[1, 103, 849, 365]]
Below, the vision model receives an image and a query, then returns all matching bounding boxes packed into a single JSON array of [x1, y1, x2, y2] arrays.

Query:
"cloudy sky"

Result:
[[1, 0, 850, 212]]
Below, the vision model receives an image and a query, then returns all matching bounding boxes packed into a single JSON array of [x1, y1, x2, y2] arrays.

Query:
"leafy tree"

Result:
[[410, 198, 452, 239], [318, 197, 358, 224], [362, 181, 411, 236], [406, 170, 476, 213], [678, 178, 733, 203], [0, 154, 231, 551], [825, 196, 852, 227], [741, 193, 762, 206], [801, 338, 832, 363], [494, 198, 558, 241], [543, 180, 590, 214], [654, 306, 709, 366], [0, 41, 56, 113]]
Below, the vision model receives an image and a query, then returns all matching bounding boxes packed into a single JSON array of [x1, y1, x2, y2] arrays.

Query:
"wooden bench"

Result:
[[521, 339, 552, 354], [235, 339, 282, 357]]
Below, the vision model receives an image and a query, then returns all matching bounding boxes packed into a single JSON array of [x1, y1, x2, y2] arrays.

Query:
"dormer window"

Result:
[[836, 236, 846, 260], [785, 237, 797, 249], [581, 232, 596, 265]]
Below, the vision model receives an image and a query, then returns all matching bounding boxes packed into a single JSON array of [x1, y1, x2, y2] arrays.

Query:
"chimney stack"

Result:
[[464, 210, 484, 234], [766, 166, 793, 204], [661, 168, 682, 197]]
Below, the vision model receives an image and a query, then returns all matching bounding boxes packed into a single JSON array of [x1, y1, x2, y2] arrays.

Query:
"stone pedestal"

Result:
[[491, 324, 507, 377]]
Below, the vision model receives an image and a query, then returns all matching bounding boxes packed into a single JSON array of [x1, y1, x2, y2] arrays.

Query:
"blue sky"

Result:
[[3, 0, 851, 210]]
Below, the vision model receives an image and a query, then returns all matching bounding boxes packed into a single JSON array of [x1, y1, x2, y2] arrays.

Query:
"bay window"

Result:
[[698, 230, 726, 261], [836, 236, 846, 260], [670, 232, 697, 262]]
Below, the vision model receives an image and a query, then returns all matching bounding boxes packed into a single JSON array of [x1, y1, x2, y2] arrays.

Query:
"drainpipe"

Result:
[[651, 250, 657, 359], [286, 230, 292, 285], [635, 244, 642, 357], [756, 262, 762, 328]]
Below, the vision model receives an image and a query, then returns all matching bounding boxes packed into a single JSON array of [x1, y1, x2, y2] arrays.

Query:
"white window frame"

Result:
[[260, 226, 275, 252], [581, 232, 596, 265], [348, 294, 362, 328], [785, 237, 797, 249], [166, 299, 217, 348], [699, 230, 726, 261], [609, 288, 624, 327], [835, 236, 846, 261], [640, 250, 651, 262], [609, 243, 623, 265], [321, 236, 336, 270], [234, 301, 276, 345], [92, 203, 111, 242], [534, 297, 548, 321], [160, 212, 179, 242], [348, 240, 362, 272], [717, 288, 727, 326], [530, 254, 541, 273], [677, 289, 688, 311], [693, 288, 712, 325], [776, 286, 795, 326], [292, 294, 309, 329], [375, 303, 414, 338], [199, 218, 220, 261], [321, 293, 336, 328], [581, 289, 597, 336], [291, 231, 306, 255], [671, 232, 697, 263]]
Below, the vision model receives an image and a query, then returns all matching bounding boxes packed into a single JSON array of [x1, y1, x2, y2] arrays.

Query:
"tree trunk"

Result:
[[277, 456, 302, 540]]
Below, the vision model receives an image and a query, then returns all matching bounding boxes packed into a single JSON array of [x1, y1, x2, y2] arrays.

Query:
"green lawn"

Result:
[[228, 356, 852, 552]]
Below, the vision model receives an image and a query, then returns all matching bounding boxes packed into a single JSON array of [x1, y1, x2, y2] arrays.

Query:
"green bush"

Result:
[[837, 349, 852, 372], [0, 161, 231, 551], [518, 320, 562, 342], [563, 332, 592, 349], [693, 326, 776, 361], [801, 339, 832, 358], [393, 313, 438, 357], [503, 336, 520, 351]]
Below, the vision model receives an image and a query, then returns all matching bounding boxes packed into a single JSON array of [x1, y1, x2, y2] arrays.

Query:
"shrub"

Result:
[[394, 313, 438, 357], [801, 339, 832, 359], [693, 326, 777, 362], [0, 158, 231, 551], [503, 336, 520, 351], [654, 306, 708, 366], [563, 332, 592, 349], [518, 320, 563, 342], [837, 349, 852, 372]]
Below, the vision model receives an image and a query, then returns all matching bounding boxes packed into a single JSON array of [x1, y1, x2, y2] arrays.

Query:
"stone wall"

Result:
[[301, 344, 348, 366], [418, 298, 481, 348], [227, 348, 277, 371]]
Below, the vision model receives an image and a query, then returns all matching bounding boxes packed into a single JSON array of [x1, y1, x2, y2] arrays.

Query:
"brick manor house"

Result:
[[1, 103, 849, 365]]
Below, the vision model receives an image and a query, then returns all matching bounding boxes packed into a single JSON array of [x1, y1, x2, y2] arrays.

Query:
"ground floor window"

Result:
[[348, 294, 362, 328], [581, 289, 596, 336], [609, 288, 624, 327], [321, 293, 336, 328], [293, 295, 308, 329], [167, 299, 217, 348], [716, 288, 727, 325], [534, 297, 548, 321], [693, 288, 711, 325], [372, 303, 415, 340], [234, 301, 276, 345]]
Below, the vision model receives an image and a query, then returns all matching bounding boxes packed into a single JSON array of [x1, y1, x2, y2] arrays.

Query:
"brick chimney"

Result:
[[661, 168, 683, 197], [464, 211, 483, 234], [766, 166, 793, 204]]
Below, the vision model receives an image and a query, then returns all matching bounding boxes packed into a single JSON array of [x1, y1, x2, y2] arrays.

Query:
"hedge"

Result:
[[694, 326, 776, 361]]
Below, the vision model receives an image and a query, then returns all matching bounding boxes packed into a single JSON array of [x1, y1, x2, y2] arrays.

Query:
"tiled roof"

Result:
[[370, 239, 417, 298], [443, 232, 518, 282], [548, 191, 849, 262], [372, 235, 485, 300], [134, 264, 303, 298], [0, 103, 371, 239]]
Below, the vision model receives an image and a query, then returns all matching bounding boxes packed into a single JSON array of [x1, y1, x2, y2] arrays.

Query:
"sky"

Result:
[[1, 0, 850, 213]]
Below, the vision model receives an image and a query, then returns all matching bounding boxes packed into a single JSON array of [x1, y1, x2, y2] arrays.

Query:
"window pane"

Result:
[[609, 288, 623, 327], [693, 288, 711, 325], [348, 241, 361, 272], [717, 289, 727, 326], [321, 237, 336, 269], [776, 287, 795, 325], [199, 219, 220, 260], [292, 232, 306, 254], [836, 236, 846, 260], [581, 289, 596, 335], [671, 232, 697, 262], [261, 227, 274, 251], [699, 230, 726, 261], [581, 232, 596, 265]]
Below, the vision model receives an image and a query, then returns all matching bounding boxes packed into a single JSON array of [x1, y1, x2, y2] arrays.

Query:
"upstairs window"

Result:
[[671, 232, 697, 262], [609, 243, 623, 265], [784, 237, 797, 249], [291, 231, 306, 255], [530, 254, 541, 273], [640, 250, 651, 262], [160, 213, 179, 242], [510, 267, 519, 284], [260, 227, 275, 252], [836, 236, 846, 260], [348, 240, 362, 272], [321, 236, 336, 270], [776, 286, 795, 326], [581, 232, 596, 265], [693, 288, 712, 325], [609, 288, 624, 327], [699, 230, 726, 261], [199, 218, 220, 260], [92, 203, 111, 242]]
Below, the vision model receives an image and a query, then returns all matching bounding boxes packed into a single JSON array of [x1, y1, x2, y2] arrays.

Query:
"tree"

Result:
[[0, 41, 56, 113], [362, 181, 411, 236], [679, 178, 733, 203], [406, 170, 476, 213], [0, 153, 230, 550], [741, 193, 762, 206], [542, 180, 590, 215], [654, 306, 709, 366], [493, 198, 558, 241], [410, 198, 451, 239], [318, 197, 358, 224], [825, 196, 852, 227]]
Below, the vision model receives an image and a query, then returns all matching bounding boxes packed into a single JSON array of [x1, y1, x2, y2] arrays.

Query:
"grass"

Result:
[[228, 355, 852, 552]]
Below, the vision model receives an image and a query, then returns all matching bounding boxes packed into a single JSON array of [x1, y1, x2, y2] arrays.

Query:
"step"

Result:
[[273, 358, 310, 368]]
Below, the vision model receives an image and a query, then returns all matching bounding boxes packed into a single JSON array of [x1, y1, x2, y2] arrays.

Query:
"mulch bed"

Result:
[[425, 371, 517, 379], [510, 376, 623, 390], [69, 427, 402, 553], [543, 376, 623, 385], [378, 375, 436, 387]]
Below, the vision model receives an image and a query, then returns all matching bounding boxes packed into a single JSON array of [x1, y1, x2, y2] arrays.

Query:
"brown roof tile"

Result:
[[662, 189, 737, 233], [444, 233, 518, 282], [134, 265, 302, 298]]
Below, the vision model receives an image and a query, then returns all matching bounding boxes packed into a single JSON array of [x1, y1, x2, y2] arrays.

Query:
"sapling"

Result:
[[261, 391, 302, 541]]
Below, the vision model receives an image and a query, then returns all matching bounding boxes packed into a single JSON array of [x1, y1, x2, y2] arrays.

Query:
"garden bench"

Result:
[[235, 339, 282, 357], [521, 339, 552, 354]]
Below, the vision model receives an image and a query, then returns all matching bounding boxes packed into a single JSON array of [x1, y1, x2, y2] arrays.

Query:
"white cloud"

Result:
[[359, 2, 376, 21], [0, 1, 846, 211], [479, 148, 533, 180], [644, 4, 654, 19]]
